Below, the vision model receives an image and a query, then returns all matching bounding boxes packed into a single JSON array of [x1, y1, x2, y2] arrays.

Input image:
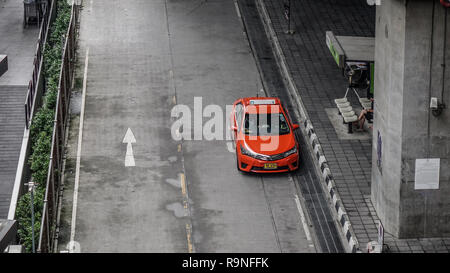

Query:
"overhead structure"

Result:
[[326, 31, 375, 97], [326, 31, 375, 68]]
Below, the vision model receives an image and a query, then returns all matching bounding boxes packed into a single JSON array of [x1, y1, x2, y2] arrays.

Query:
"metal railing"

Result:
[[24, 0, 56, 129], [37, 3, 79, 253], [7, 1, 57, 229]]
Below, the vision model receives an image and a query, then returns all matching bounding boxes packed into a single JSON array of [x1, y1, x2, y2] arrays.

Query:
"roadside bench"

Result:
[[359, 97, 371, 109], [335, 98, 358, 133], [334, 95, 373, 133]]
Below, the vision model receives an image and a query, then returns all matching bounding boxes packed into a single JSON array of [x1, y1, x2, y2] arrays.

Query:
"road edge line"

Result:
[[294, 194, 312, 242], [69, 47, 89, 250]]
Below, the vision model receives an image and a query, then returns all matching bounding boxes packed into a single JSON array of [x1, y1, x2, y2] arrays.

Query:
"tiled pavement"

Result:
[[261, 0, 450, 252], [0, 86, 27, 219], [0, 0, 40, 219]]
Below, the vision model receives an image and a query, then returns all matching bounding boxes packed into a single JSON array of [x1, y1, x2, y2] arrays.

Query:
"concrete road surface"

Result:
[[58, 0, 315, 253]]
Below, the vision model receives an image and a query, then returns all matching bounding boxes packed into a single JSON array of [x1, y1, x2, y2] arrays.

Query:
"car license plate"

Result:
[[264, 163, 277, 170]]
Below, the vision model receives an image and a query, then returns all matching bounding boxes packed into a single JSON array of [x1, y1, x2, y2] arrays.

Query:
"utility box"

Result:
[[0, 55, 7, 78]]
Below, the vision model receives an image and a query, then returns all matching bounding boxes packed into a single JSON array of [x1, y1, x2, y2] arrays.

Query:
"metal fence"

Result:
[[37, 3, 79, 253], [24, 0, 55, 129]]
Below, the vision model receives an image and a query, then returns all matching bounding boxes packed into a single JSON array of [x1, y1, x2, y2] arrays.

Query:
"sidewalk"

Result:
[[0, 0, 39, 219], [260, 0, 450, 252], [0, 0, 39, 86]]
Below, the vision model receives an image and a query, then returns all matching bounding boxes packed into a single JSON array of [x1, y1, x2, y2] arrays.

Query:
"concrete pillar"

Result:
[[372, 0, 450, 238]]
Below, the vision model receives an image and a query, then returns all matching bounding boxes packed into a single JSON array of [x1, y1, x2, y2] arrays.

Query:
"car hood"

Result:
[[242, 134, 296, 155]]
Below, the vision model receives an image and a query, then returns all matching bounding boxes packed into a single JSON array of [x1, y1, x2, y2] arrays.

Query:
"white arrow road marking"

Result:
[[123, 128, 136, 167]]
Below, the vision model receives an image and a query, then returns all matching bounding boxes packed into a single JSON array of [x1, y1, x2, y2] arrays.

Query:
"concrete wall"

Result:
[[372, 0, 450, 238]]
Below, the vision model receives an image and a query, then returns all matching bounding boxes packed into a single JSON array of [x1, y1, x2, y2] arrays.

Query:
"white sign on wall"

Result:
[[414, 158, 440, 190]]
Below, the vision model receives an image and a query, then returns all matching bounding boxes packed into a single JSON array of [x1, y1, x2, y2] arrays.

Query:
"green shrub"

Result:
[[29, 131, 52, 185], [45, 89, 58, 110], [16, 0, 73, 252], [15, 186, 45, 253], [29, 107, 54, 146]]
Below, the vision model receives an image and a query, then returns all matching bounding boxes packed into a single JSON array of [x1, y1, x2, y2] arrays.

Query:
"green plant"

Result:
[[15, 186, 45, 253], [16, 0, 73, 252], [29, 107, 54, 146], [29, 131, 52, 185]]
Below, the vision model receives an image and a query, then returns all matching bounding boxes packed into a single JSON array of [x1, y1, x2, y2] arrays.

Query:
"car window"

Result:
[[244, 113, 290, 136], [235, 103, 243, 131], [281, 103, 294, 125]]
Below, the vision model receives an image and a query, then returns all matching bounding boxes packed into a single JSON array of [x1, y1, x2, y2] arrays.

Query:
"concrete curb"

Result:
[[254, 0, 360, 253]]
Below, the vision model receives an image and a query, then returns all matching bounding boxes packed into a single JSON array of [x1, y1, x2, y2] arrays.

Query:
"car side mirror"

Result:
[[292, 124, 300, 130]]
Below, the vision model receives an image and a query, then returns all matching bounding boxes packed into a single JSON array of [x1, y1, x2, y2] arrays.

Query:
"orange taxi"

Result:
[[230, 97, 300, 173]]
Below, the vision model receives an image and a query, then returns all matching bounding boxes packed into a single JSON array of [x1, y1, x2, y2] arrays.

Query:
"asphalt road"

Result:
[[58, 0, 321, 253]]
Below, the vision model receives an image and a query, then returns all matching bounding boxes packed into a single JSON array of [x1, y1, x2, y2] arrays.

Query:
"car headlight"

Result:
[[240, 144, 253, 157], [240, 144, 271, 161], [283, 146, 297, 158], [254, 154, 271, 161]]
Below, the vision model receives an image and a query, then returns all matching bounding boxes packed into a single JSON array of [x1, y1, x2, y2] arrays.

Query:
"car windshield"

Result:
[[243, 113, 290, 136]]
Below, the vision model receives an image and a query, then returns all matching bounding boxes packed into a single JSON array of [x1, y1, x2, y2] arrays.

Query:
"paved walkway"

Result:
[[261, 0, 450, 252], [0, 86, 28, 219], [0, 0, 40, 219]]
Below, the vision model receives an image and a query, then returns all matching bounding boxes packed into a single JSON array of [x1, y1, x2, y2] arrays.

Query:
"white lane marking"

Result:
[[234, 0, 241, 19], [123, 128, 136, 167], [294, 194, 312, 242], [70, 48, 89, 250]]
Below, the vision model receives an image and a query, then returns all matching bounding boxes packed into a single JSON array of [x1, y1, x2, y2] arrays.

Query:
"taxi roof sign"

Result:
[[249, 99, 276, 105]]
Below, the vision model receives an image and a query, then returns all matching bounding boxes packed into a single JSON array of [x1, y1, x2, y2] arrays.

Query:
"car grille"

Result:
[[267, 153, 286, 161], [251, 165, 289, 171], [253, 152, 286, 161]]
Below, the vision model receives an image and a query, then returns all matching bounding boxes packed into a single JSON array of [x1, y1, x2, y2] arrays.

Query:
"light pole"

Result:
[[25, 181, 36, 253]]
